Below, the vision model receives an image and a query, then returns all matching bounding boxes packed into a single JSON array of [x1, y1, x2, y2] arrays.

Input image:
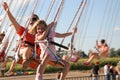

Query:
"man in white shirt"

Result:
[[104, 63, 110, 80]]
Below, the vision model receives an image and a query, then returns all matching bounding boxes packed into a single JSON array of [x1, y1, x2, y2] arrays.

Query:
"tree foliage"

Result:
[[107, 48, 120, 57]]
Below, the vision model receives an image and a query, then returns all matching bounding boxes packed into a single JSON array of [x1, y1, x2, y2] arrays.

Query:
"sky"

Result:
[[0, 0, 120, 55]]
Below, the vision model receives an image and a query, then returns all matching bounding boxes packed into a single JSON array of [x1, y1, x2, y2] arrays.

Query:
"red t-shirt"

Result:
[[16, 26, 35, 44]]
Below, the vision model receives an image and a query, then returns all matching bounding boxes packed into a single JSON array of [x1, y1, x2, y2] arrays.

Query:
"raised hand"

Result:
[[73, 27, 77, 33], [2, 2, 9, 11], [48, 21, 55, 28]]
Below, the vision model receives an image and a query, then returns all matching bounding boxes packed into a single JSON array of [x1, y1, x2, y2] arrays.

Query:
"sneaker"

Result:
[[4, 71, 13, 76], [35, 73, 42, 80], [56, 72, 61, 79]]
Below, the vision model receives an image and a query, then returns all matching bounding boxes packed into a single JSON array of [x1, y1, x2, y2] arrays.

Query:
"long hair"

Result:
[[29, 20, 47, 35]]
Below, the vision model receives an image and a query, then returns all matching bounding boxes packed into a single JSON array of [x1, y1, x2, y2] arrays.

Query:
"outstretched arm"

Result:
[[55, 32, 72, 38], [2, 2, 21, 32], [55, 27, 77, 38]]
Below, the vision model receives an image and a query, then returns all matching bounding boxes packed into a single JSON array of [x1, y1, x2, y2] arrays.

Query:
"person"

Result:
[[2, 2, 39, 76], [0, 32, 5, 44], [0, 25, 15, 63], [0, 32, 6, 76], [0, 30, 15, 76], [0, 32, 6, 62], [92, 62, 99, 80], [83, 39, 109, 66], [62, 48, 80, 62], [115, 61, 120, 80], [29, 20, 77, 80], [0, 31, 12, 66], [109, 63, 116, 80], [104, 63, 110, 80]]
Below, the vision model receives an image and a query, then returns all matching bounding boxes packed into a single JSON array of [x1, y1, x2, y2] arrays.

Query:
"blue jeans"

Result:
[[93, 74, 99, 80]]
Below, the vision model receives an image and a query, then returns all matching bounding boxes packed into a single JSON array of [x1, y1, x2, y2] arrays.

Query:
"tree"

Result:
[[109, 48, 116, 57], [77, 50, 88, 58], [115, 49, 120, 56]]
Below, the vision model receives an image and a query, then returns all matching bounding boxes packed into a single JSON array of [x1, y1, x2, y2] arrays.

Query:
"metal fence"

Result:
[[44, 74, 120, 80], [65, 75, 105, 80]]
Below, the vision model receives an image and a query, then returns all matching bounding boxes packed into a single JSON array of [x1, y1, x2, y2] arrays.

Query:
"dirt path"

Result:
[[0, 69, 104, 80], [0, 70, 92, 80]]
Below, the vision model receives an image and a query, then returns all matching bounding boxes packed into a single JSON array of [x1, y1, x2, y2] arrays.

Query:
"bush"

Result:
[[6, 57, 120, 73]]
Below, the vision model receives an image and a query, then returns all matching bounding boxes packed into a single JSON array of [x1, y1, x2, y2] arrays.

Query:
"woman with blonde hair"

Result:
[[2, 2, 39, 76]]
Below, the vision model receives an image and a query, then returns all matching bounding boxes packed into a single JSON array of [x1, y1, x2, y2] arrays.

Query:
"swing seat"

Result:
[[70, 57, 80, 62], [49, 41, 80, 63], [18, 58, 64, 69], [17, 46, 41, 69], [18, 58, 41, 69], [48, 60, 64, 67], [62, 54, 80, 63], [17, 46, 64, 69]]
